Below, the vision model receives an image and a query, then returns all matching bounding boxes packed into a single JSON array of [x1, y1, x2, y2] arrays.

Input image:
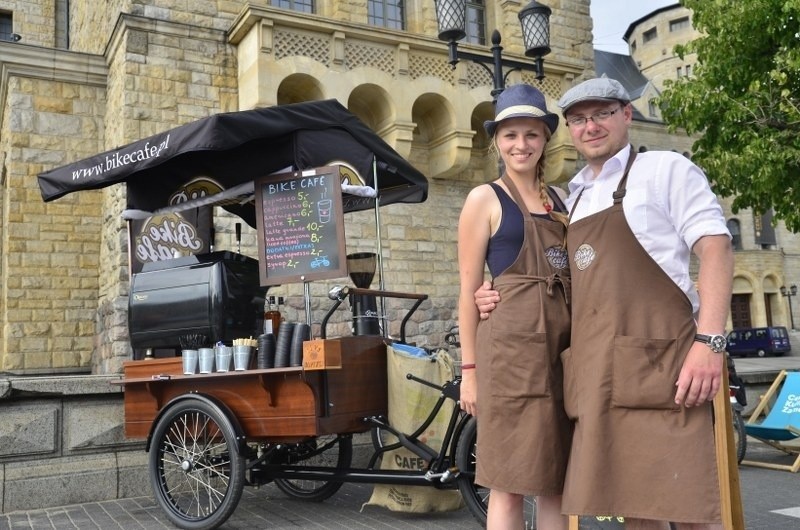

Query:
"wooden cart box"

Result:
[[115, 336, 388, 441]]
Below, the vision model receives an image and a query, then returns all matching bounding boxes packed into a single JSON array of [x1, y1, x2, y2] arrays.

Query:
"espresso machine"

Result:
[[346, 252, 381, 335]]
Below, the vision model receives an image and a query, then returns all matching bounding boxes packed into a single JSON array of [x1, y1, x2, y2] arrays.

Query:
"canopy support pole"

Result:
[[303, 279, 312, 327], [372, 157, 387, 338]]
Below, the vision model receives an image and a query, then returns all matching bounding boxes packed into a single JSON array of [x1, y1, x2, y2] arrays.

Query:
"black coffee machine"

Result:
[[346, 252, 381, 335]]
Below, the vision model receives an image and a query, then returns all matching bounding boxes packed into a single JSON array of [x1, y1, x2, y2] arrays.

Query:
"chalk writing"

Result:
[[255, 167, 347, 286]]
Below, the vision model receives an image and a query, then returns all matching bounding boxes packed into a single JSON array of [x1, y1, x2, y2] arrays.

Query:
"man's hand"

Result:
[[474, 281, 500, 320], [674, 343, 723, 407]]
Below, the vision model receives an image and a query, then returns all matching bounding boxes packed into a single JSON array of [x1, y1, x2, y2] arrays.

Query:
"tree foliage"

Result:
[[659, 0, 800, 231]]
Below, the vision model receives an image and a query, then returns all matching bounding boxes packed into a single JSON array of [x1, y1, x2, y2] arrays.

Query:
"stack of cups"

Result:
[[290, 324, 310, 367], [257, 333, 276, 369], [274, 322, 296, 368]]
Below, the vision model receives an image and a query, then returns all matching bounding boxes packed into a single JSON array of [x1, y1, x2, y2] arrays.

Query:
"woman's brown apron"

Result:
[[561, 149, 721, 523], [475, 175, 572, 495]]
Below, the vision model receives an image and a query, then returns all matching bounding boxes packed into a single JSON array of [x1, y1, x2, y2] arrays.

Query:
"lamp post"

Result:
[[780, 284, 798, 330], [434, 0, 551, 101]]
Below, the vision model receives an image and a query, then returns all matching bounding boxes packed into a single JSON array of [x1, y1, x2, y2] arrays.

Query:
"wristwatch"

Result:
[[694, 333, 727, 353]]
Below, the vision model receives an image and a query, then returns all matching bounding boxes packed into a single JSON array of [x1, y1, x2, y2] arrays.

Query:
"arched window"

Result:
[[727, 219, 742, 250]]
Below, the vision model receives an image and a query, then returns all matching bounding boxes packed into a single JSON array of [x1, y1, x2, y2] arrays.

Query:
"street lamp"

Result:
[[780, 284, 798, 330], [434, 0, 551, 101]]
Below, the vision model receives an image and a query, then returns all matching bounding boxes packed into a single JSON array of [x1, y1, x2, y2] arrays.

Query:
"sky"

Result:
[[590, 0, 680, 55]]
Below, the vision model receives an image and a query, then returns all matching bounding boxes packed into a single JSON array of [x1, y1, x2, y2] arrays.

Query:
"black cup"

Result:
[[257, 333, 276, 369], [290, 323, 310, 367], [274, 322, 296, 368]]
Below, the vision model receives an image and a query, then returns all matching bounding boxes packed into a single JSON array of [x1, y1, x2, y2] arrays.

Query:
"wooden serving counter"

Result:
[[113, 336, 388, 441]]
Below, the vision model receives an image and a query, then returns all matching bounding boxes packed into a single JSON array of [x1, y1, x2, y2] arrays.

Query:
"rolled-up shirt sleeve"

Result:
[[657, 154, 731, 250]]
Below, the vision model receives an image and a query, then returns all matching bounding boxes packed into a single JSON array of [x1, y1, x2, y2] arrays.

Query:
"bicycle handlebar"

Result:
[[406, 373, 445, 392], [320, 286, 428, 341]]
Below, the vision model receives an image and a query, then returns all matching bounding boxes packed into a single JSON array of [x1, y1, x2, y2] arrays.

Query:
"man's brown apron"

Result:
[[475, 175, 572, 495], [561, 149, 721, 523]]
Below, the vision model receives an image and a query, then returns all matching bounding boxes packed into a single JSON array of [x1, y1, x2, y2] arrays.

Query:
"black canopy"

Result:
[[37, 100, 428, 227]]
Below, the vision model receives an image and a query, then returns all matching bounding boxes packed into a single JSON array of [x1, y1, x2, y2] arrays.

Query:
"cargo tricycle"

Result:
[[37, 101, 502, 529]]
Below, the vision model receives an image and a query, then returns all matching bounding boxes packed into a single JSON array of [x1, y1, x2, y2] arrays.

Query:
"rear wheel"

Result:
[[732, 409, 747, 464], [756, 349, 767, 357], [149, 398, 245, 530], [274, 434, 353, 501], [455, 417, 536, 528]]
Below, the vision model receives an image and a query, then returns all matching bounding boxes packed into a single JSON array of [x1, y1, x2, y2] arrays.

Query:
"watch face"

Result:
[[710, 335, 727, 352]]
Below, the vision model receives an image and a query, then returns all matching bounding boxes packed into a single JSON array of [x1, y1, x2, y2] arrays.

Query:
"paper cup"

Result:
[[182, 349, 198, 375]]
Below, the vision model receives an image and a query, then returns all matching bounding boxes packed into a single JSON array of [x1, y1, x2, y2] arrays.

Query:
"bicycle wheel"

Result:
[[732, 409, 747, 464], [455, 417, 537, 528], [274, 434, 353, 501], [149, 397, 245, 530]]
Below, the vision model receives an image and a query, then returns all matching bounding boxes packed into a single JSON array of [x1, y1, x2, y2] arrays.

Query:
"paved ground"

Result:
[[2, 448, 799, 530], [2, 355, 798, 530], [0, 482, 478, 530]]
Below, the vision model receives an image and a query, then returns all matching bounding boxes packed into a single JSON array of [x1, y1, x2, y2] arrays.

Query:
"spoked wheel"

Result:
[[149, 397, 245, 530], [455, 417, 537, 528], [732, 409, 747, 464], [274, 434, 353, 501]]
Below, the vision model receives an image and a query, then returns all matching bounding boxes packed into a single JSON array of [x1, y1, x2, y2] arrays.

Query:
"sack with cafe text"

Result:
[[363, 345, 463, 513]]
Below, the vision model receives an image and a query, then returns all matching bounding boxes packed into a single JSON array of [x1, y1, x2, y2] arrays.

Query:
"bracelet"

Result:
[[461, 363, 476, 370]]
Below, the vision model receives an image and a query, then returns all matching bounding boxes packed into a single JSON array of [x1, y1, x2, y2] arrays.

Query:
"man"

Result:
[[475, 77, 733, 529]]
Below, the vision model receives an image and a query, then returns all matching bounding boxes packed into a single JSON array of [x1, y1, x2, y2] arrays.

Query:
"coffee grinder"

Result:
[[346, 252, 381, 335]]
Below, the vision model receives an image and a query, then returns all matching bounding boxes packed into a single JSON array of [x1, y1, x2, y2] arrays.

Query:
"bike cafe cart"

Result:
[[36, 101, 487, 530]]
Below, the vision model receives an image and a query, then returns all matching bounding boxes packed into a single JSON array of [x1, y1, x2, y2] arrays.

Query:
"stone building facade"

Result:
[[1, 1, 796, 378], [0, 0, 596, 375], [0, 0, 796, 512]]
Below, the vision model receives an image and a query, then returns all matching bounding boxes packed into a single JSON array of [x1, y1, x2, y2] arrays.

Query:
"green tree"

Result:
[[659, 0, 800, 231]]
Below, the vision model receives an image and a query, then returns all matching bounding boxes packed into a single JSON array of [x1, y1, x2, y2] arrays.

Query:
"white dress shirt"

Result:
[[565, 145, 730, 313]]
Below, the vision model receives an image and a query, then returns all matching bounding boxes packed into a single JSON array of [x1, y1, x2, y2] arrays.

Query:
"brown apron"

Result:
[[475, 175, 572, 495], [561, 149, 721, 523]]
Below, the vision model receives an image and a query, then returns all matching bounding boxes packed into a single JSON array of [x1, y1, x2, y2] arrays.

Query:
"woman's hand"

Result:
[[460, 369, 478, 416]]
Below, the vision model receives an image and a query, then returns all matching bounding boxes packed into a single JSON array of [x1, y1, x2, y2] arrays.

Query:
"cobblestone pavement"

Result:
[[0, 482, 479, 530]]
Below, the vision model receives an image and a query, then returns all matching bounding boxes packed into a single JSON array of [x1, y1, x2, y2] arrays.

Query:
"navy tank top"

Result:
[[485, 182, 565, 277]]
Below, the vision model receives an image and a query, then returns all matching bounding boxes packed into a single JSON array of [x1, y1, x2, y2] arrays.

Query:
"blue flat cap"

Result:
[[557, 78, 631, 115], [484, 84, 559, 137]]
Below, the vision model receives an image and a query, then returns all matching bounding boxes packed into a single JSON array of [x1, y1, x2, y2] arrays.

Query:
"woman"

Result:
[[457, 84, 572, 529]]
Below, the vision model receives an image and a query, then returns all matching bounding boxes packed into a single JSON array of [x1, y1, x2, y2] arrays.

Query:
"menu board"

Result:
[[254, 166, 347, 286]]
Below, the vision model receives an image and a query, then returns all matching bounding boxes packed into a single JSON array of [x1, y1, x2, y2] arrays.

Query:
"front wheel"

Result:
[[732, 409, 747, 464], [149, 397, 245, 530], [455, 416, 536, 528]]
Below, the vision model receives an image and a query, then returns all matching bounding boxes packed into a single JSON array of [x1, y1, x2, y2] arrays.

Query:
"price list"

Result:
[[255, 167, 347, 286]]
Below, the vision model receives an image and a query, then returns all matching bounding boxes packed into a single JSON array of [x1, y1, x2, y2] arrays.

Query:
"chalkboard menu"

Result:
[[254, 166, 347, 286]]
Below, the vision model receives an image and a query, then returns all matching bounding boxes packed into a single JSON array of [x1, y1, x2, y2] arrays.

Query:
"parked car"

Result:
[[726, 326, 792, 358]]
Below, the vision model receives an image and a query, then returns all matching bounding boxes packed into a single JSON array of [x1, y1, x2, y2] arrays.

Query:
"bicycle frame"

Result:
[[251, 373, 473, 487]]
